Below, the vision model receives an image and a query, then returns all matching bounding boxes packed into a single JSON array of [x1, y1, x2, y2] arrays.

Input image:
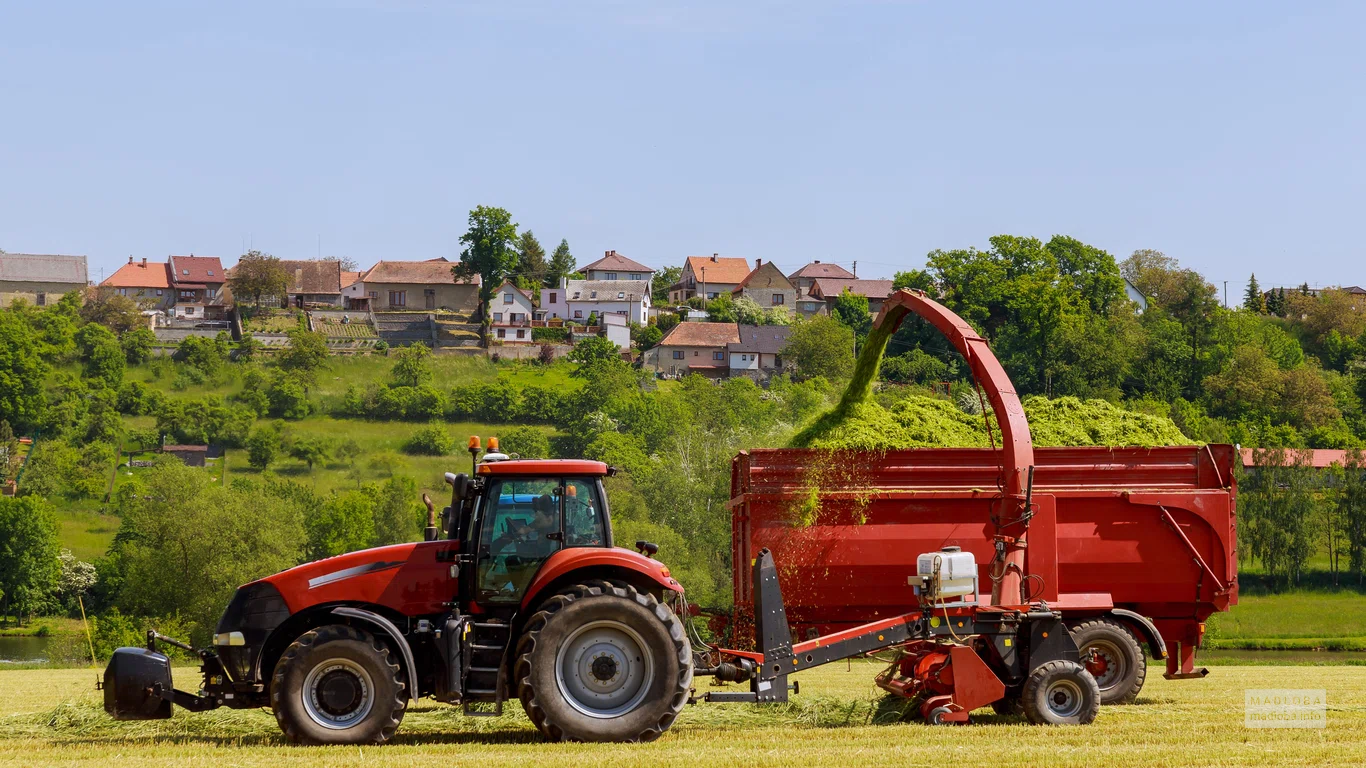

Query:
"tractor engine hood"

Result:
[[261, 540, 461, 617]]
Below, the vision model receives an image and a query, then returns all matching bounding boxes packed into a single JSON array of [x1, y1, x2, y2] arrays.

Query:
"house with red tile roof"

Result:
[[810, 277, 896, 314], [653, 321, 741, 377], [667, 254, 752, 304], [787, 260, 854, 317], [732, 259, 797, 314], [167, 254, 227, 319], [342, 258, 481, 312], [100, 256, 174, 309]]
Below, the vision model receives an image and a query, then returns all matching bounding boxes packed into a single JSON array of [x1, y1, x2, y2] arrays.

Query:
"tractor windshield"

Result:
[[476, 476, 606, 603]]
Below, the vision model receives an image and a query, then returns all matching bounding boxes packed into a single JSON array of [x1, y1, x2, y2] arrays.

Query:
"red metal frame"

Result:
[[519, 547, 683, 609]]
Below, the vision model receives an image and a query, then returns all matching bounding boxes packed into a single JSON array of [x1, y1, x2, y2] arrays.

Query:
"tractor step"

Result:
[[461, 620, 511, 718]]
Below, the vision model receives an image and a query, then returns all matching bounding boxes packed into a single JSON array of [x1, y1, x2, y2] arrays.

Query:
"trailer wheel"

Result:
[[515, 582, 691, 742], [1069, 619, 1146, 705], [270, 624, 407, 745], [1020, 660, 1100, 725]]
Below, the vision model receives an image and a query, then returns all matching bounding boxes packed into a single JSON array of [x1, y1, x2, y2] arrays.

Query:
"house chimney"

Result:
[[756, 258, 762, 268], [711, 253, 718, 262], [128, 256, 133, 265], [853, 260, 858, 277], [606, 250, 613, 258], [141, 257, 147, 267], [814, 260, 821, 264]]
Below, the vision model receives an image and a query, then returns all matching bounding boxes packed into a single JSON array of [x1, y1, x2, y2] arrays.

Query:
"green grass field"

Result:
[[0, 663, 1362, 766]]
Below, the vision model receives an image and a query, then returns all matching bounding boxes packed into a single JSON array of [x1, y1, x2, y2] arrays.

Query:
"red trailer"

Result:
[[727, 442, 1238, 703]]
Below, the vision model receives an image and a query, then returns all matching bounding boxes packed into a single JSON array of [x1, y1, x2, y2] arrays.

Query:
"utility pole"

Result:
[[1223, 281, 1228, 308]]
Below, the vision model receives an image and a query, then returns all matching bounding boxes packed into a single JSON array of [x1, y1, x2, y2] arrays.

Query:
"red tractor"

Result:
[[105, 445, 693, 744]]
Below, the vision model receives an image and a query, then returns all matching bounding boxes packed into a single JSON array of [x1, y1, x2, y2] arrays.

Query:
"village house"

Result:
[[342, 258, 481, 312], [581, 250, 654, 284], [278, 259, 345, 307], [653, 321, 740, 377], [490, 281, 537, 343], [809, 277, 896, 314], [667, 254, 752, 304], [539, 277, 650, 325], [167, 254, 227, 319], [101, 256, 174, 310], [787, 261, 853, 317], [732, 259, 797, 312], [0, 253, 89, 308], [728, 324, 791, 376]]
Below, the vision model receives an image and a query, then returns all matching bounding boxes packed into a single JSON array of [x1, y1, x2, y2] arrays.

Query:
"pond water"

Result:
[[0, 635, 52, 663]]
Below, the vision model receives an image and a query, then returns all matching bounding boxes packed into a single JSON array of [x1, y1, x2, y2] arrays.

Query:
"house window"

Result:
[[389, 290, 406, 306], [493, 312, 503, 322], [590, 291, 597, 298], [35, 292, 46, 306], [672, 350, 684, 359], [693, 350, 699, 357], [630, 273, 640, 280], [772, 294, 785, 305], [574, 310, 583, 318], [182, 269, 190, 275], [496, 329, 505, 338], [516, 329, 526, 339], [184, 306, 195, 316], [713, 351, 724, 361], [707, 292, 718, 299], [207, 270, 214, 277], [605, 272, 617, 280], [156, 289, 163, 296], [369, 291, 378, 299], [504, 293, 514, 304], [617, 292, 625, 299], [550, 292, 557, 303]]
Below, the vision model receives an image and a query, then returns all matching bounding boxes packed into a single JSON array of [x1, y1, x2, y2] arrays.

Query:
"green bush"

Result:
[[404, 425, 454, 455], [497, 426, 551, 459], [532, 326, 569, 342]]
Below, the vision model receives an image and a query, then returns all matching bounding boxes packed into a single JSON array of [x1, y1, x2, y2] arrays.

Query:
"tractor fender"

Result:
[[520, 547, 682, 610], [1108, 609, 1167, 660], [330, 606, 419, 700]]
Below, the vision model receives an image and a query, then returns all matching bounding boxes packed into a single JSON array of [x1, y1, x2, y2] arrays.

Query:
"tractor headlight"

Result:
[[214, 582, 289, 683]]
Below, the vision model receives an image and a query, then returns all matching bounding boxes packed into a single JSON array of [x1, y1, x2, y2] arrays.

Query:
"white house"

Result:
[[539, 278, 649, 325], [581, 250, 654, 286], [601, 312, 631, 350], [490, 282, 537, 343]]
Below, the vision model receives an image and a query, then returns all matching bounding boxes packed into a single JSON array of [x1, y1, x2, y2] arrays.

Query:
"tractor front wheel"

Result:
[[270, 624, 407, 745], [515, 581, 691, 742]]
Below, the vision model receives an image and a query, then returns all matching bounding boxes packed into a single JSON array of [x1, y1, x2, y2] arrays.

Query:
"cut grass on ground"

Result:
[[1, 663, 1363, 767]]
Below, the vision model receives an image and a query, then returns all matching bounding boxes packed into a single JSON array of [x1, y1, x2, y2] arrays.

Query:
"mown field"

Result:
[[1, 662, 1363, 767]]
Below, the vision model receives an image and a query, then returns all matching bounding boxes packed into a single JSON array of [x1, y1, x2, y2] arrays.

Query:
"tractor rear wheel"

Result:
[[1020, 659, 1100, 725], [270, 624, 407, 745], [1069, 619, 1146, 705], [515, 581, 691, 742]]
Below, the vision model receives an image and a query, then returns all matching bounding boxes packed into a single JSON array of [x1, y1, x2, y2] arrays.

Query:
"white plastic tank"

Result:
[[916, 546, 978, 600]]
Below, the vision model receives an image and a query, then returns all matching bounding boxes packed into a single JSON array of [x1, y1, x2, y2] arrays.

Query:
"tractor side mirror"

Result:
[[636, 540, 659, 558]]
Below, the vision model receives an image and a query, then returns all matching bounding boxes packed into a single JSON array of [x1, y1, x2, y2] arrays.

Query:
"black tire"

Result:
[[515, 580, 691, 742], [991, 695, 1023, 717], [270, 624, 407, 745], [927, 706, 953, 725], [1069, 618, 1146, 705], [1020, 659, 1100, 726]]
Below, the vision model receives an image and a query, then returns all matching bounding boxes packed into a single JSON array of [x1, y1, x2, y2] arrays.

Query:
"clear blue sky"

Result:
[[2, 1, 1363, 297]]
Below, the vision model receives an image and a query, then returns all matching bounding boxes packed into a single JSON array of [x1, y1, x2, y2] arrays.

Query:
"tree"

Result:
[[121, 328, 156, 364], [0, 495, 61, 625], [229, 251, 290, 307], [404, 425, 453, 456], [80, 289, 144, 333], [369, 476, 421, 546], [0, 312, 52, 434], [548, 239, 576, 287], [652, 266, 682, 304], [497, 426, 551, 459], [516, 230, 547, 288], [1244, 274, 1265, 313], [389, 343, 433, 388], [246, 426, 282, 469], [568, 336, 621, 370], [892, 269, 936, 295], [77, 323, 125, 388], [705, 293, 737, 323], [336, 438, 362, 469], [109, 462, 305, 640], [289, 436, 330, 472], [454, 206, 520, 346], [307, 491, 375, 560], [831, 289, 873, 342], [278, 328, 329, 383], [782, 315, 855, 382]]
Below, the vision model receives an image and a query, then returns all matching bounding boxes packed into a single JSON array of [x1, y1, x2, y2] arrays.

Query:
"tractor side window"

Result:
[[563, 479, 606, 547], [477, 477, 562, 602]]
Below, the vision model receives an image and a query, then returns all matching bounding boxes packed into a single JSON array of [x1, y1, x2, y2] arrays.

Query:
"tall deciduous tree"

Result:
[[229, 251, 289, 307], [782, 315, 855, 382], [0, 495, 60, 625], [454, 206, 520, 346], [652, 265, 682, 304], [0, 312, 50, 433], [1244, 274, 1265, 313]]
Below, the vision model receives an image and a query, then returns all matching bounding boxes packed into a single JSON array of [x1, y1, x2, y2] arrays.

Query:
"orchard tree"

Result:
[[454, 206, 520, 346], [782, 315, 854, 382], [229, 251, 289, 307], [279, 328, 329, 384], [80, 289, 144, 333], [389, 343, 433, 388]]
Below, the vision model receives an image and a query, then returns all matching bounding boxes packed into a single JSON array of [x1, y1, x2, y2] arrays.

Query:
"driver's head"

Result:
[[532, 494, 556, 529]]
